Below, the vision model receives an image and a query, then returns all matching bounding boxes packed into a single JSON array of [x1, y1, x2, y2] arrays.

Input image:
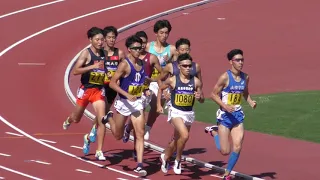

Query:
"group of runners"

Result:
[[62, 19, 257, 180]]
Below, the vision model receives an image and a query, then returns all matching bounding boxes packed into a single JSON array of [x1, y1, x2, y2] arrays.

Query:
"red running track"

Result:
[[69, 0, 320, 180], [0, 0, 222, 179]]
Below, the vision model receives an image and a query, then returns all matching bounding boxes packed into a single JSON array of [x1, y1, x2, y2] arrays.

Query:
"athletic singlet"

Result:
[[104, 48, 120, 84], [148, 41, 171, 79], [171, 76, 195, 111], [80, 48, 106, 88], [141, 52, 152, 90], [172, 61, 197, 77], [119, 58, 146, 99], [220, 70, 246, 111]]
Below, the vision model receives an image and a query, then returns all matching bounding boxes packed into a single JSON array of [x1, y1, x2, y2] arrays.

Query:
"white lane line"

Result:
[[5, 132, 23, 137], [210, 174, 223, 178], [28, 160, 51, 165], [0, 0, 65, 19], [18, 63, 46, 66], [38, 139, 56, 144], [0, 0, 143, 57], [70, 145, 83, 150], [117, 178, 128, 180], [0, 153, 11, 157], [0, 176, 4, 179], [0, 115, 140, 178], [75, 169, 92, 174], [0, 165, 43, 180]]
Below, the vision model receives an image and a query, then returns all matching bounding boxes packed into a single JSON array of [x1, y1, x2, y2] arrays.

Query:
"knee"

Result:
[[220, 148, 231, 156], [179, 132, 189, 142], [233, 143, 242, 153], [114, 133, 123, 140]]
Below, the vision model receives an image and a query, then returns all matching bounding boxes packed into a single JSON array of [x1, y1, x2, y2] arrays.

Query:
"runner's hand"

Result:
[[126, 94, 137, 102], [194, 91, 201, 100], [223, 104, 235, 113], [163, 90, 171, 101], [92, 61, 104, 69], [157, 106, 164, 114], [249, 100, 257, 109]]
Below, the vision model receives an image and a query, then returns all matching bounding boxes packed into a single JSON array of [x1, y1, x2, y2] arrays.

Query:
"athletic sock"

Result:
[[213, 135, 221, 151], [226, 151, 240, 173]]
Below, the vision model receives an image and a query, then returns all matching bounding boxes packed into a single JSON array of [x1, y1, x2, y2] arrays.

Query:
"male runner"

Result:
[[204, 49, 257, 180], [144, 19, 176, 139], [158, 38, 204, 158], [157, 53, 204, 174], [87, 26, 126, 145], [62, 27, 107, 161], [102, 35, 148, 176], [122, 31, 162, 142]]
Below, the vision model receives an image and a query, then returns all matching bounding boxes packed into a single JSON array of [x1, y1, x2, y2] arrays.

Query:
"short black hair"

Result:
[[87, 27, 103, 39], [175, 38, 191, 49], [177, 53, 193, 63], [135, 31, 148, 40], [103, 26, 118, 37], [153, 19, 172, 33], [125, 35, 143, 48], [227, 49, 243, 60]]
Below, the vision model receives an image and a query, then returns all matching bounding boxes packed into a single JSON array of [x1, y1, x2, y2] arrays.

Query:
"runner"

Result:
[[158, 38, 204, 158], [122, 31, 162, 161], [122, 31, 162, 140], [144, 19, 176, 140], [62, 27, 107, 161], [204, 49, 257, 180], [102, 35, 148, 176], [87, 26, 126, 155], [157, 53, 204, 174]]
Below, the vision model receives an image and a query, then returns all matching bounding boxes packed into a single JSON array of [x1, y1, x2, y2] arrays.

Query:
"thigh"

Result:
[[230, 123, 245, 147], [92, 100, 106, 123], [218, 123, 231, 151], [170, 118, 189, 138], [113, 111, 128, 137], [130, 110, 145, 133]]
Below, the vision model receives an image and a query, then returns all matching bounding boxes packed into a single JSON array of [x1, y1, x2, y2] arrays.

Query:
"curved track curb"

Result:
[[64, 1, 263, 179]]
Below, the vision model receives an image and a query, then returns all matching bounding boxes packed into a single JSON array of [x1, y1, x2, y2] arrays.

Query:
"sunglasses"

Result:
[[130, 46, 142, 51], [180, 64, 192, 68], [232, 58, 244, 62]]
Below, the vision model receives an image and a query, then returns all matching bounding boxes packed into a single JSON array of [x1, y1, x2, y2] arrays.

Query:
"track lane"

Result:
[[0, 0, 210, 179], [0, 0, 54, 16]]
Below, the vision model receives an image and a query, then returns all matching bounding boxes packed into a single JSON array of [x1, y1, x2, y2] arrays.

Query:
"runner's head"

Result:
[[87, 27, 104, 49], [227, 49, 244, 71], [177, 53, 193, 76], [126, 35, 143, 58], [175, 38, 191, 55], [103, 26, 118, 48], [153, 19, 172, 43], [135, 31, 148, 53]]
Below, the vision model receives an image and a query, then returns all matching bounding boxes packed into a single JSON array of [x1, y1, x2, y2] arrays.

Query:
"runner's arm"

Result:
[[211, 73, 229, 109], [195, 63, 204, 99], [243, 75, 255, 105], [157, 76, 174, 108], [150, 54, 162, 82], [195, 77, 204, 103], [72, 50, 97, 75], [118, 49, 126, 61], [157, 63, 171, 87], [109, 61, 131, 98]]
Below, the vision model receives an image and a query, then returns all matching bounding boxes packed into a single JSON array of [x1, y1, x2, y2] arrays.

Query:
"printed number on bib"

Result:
[[104, 70, 116, 84], [227, 93, 242, 105], [128, 85, 143, 97], [89, 72, 105, 85], [174, 94, 194, 106]]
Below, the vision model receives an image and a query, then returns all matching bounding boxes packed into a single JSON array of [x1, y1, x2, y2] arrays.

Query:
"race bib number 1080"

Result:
[[174, 94, 194, 106]]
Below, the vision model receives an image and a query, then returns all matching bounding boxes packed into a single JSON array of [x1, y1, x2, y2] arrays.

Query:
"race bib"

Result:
[[104, 70, 116, 84], [174, 94, 194, 106], [151, 68, 160, 79], [128, 85, 143, 97], [227, 93, 242, 105], [89, 72, 105, 85]]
